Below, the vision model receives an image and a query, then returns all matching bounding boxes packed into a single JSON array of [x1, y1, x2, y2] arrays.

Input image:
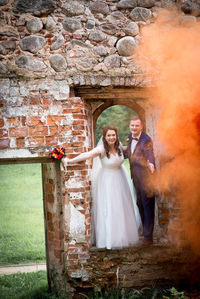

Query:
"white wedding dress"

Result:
[[91, 145, 140, 249]]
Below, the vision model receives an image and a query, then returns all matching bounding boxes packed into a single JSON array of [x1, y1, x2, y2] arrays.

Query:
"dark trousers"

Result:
[[133, 178, 155, 241]]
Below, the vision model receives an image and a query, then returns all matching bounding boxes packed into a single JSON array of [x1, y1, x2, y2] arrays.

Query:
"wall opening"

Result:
[[0, 163, 45, 266]]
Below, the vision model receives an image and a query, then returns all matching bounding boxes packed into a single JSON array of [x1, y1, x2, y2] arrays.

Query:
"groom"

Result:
[[124, 116, 156, 246]]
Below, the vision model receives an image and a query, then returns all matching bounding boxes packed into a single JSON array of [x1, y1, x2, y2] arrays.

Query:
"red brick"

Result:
[[26, 116, 44, 126], [9, 127, 28, 137], [48, 126, 60, 136], [63, 108, 82, 114], [0, 129, 8, 137], [29, 126, 48, 137], [47, 116, 63, 126], [48, 231, 54, 241], [29, 96, 42, 105], [0, 118, 4, 127], [16, 138, 25, 147], [0, 139, 10, 148], [45, 136, 58, 146], [7, 117, 20, 128], [27, 137, 44, 146]]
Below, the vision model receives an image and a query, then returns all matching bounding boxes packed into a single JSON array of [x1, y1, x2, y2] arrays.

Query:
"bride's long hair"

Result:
[[102, 125, 122, 158]]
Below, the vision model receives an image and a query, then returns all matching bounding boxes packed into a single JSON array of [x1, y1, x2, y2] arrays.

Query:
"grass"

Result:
[[0, 164, 45, 265], [0, 271, 62, 299]]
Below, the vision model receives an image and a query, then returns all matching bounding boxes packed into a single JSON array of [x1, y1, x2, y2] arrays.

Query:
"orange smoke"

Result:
[[138, 9, 200, 253]]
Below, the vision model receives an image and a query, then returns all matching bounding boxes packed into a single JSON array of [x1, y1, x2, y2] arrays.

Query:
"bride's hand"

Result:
[[62, 157, 71, 167]]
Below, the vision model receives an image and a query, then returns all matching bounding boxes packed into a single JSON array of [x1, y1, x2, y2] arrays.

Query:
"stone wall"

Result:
[[0, 0, 200, 297]]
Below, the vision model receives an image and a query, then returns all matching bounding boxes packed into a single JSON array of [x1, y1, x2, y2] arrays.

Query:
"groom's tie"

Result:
[[132, 137, 139, 141]]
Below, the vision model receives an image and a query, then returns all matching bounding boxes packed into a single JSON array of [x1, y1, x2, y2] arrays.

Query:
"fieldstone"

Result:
[[50, 34, 65, 50], [62, 0, 85, 16], [85, 19, 95, 29], [88, 30, 106, 42], [0, 61, 8, 74], [0, 40, 16, 55], [0, 0, 9, 5], [62, 18, 82, 33], [26, 17, 43, 34], [116, 36, 136, 56], [14, 0, 56, 15], [45, 16, 56, 31], [130, 7, 152, 21], [0, 31, 18, 38], [137, 0, 155, 8], [101, 23, 118, 35], [124, 22, 139, 36], [49, 54, 67, 72], [19, 35, 45, 53], [117, 0, 137, 9], [76, 57, 97, 71], [104, 54, 121, 69], [160, 0, 177, 8], [110, 11, 125, 19], [181, 0, 200, 16], [16, 55, 46, 71], [93, 45, 107, 56], [89, 1, 109, 15], [107, 36, 118, 47]]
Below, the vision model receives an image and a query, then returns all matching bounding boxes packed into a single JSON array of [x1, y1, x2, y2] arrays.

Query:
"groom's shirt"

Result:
[[131, 133, 141, 153]]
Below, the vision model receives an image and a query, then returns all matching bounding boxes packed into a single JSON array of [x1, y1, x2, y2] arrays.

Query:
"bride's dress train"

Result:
[[91, 145, 140, 249]]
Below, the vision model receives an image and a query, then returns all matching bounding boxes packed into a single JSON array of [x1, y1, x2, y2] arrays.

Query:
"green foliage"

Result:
[[0, 164, 45, 265], [87, 286, 187, 299], [0, 271, 63, 299], [96, 105, 137, 144]]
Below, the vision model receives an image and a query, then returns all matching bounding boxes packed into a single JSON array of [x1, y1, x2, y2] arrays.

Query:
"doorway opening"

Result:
[[0, 163, 45, 266]]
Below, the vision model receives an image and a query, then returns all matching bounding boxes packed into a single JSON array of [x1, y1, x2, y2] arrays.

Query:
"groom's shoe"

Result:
[[142, 239, 153, 247]]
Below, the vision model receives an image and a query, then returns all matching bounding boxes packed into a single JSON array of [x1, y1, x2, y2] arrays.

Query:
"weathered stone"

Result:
[[0, 31, 18, 38], [117, 0, 137, 9], [161, 0, 177, 8], [180, 15, 197, 26], [19, 35, 45, 53], [101, 23, 118, 35], [104, 54, 121, 69], [76, 57, 97, 71], [0, 40, 16, 55], [130, 7, 152, 21], [62, 0, 85, 16], [62, 18, 82, 33], [89, 1, 109, 15], [107, 36, 118, 47], [116, 36, 136, 56], [26, 17, 43, 34], [14, 0, 56, 15], [181, 0, 200, 17], [49, 54, 67, 72], [88, 30, 106, 42], [45, 16, 56, 31], [85, 19, 95, 29], [50, 34, 65, 51], [0, 0, 9, 6], [110, 11, 125, 20], [16, 55, 46, 71], [0, 61, 8, 74], [124, 21, 139, 36], [137, 0, 155, 8], [93, 45, 107, 56]]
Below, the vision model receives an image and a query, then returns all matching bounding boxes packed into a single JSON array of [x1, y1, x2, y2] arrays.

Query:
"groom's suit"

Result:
[[124, 131, 156, 241]]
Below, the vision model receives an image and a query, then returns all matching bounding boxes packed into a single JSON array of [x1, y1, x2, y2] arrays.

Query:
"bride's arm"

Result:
[[62, 147, 102, 165]]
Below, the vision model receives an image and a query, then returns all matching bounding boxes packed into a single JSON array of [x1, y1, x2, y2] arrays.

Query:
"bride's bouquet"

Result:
[[49, 147, 65, 162]]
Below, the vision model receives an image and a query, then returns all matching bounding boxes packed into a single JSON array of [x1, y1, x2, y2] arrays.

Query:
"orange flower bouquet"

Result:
[[49, 147, 65, 162]]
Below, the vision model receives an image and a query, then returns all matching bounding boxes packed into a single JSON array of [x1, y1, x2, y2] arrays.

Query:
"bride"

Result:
[[63, 126, 140, 249]]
